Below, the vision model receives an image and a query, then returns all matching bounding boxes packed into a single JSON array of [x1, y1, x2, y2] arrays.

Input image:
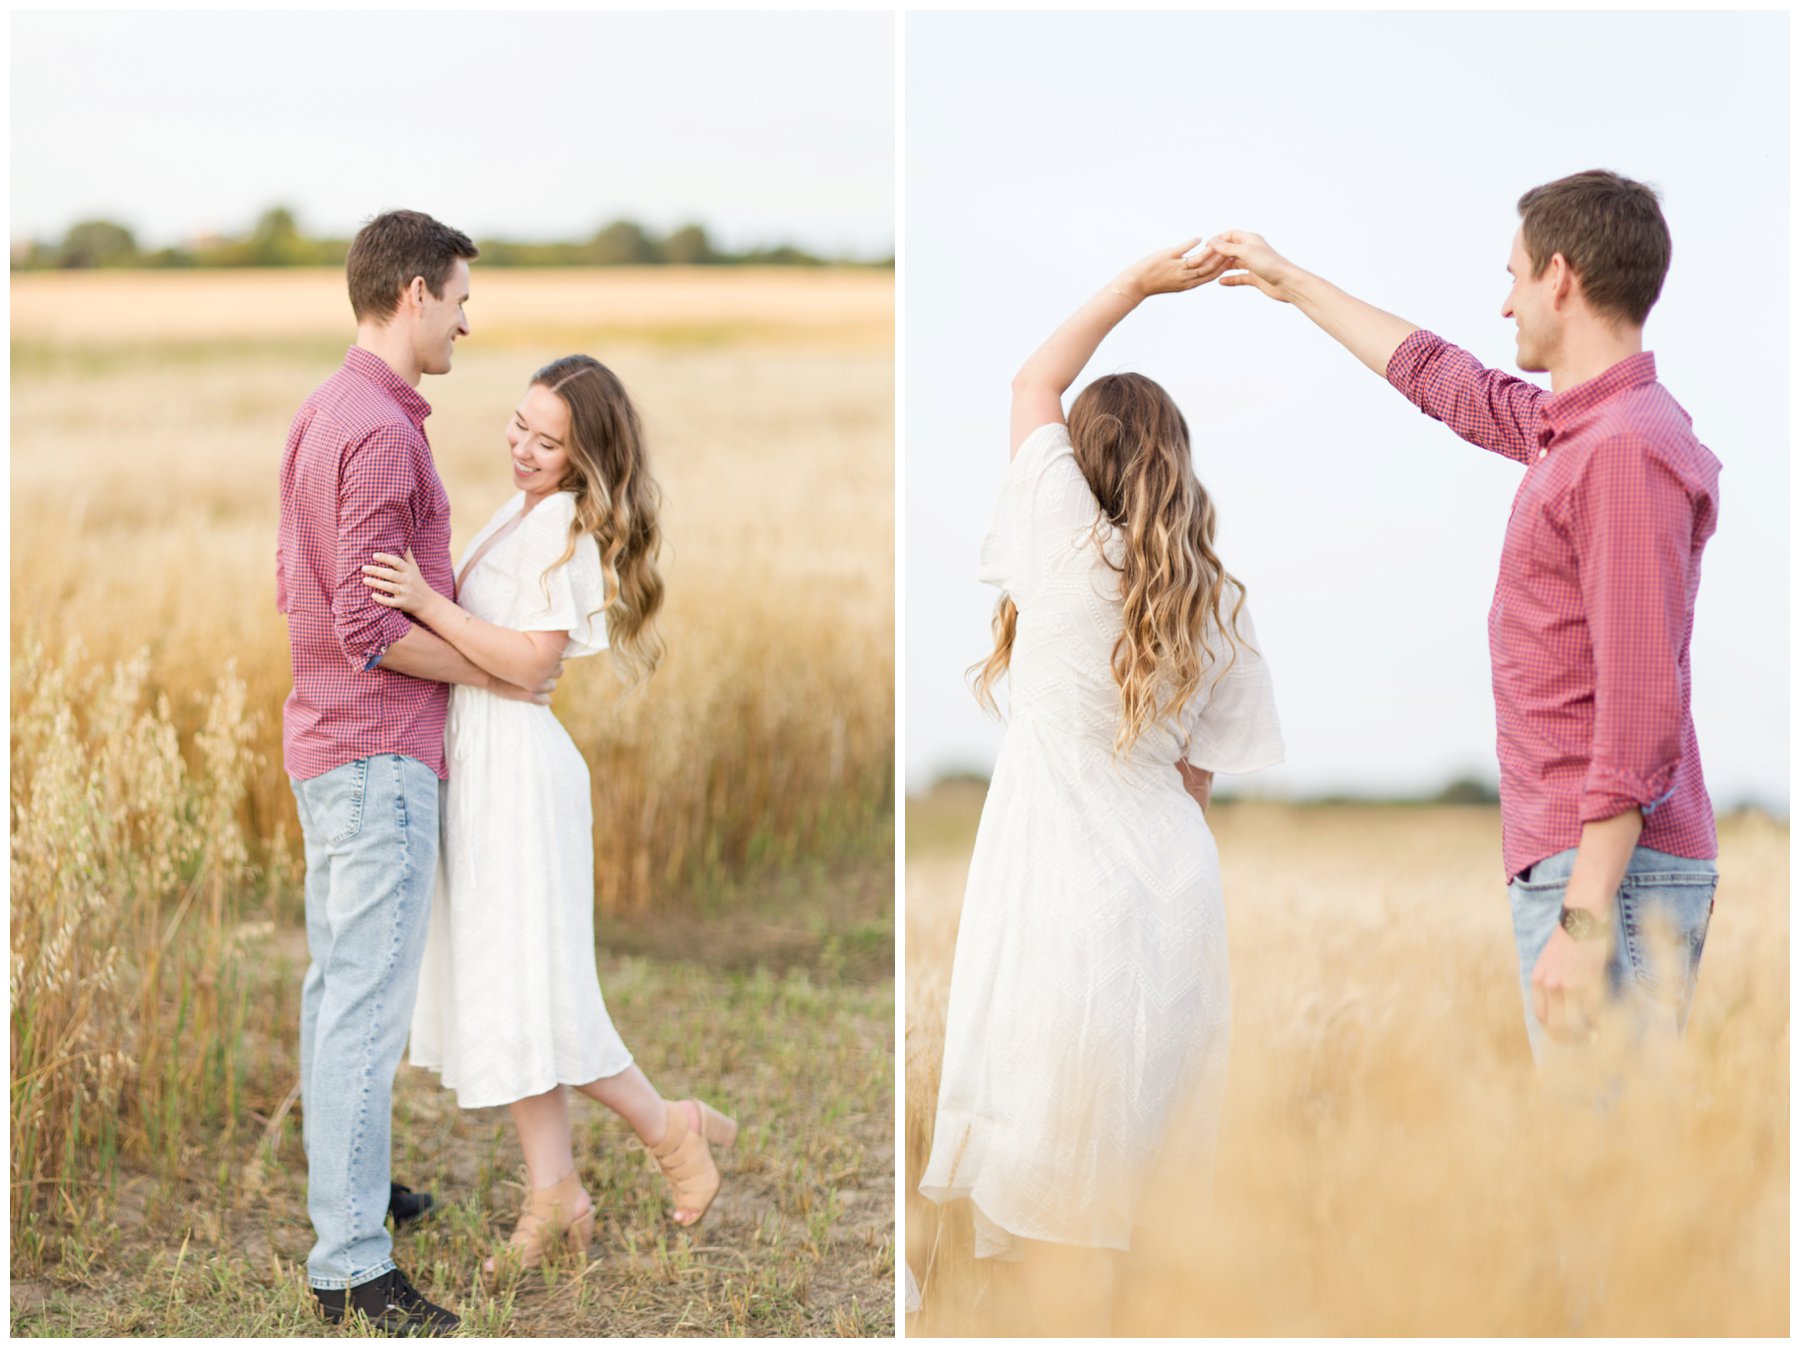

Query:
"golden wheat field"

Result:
[[905, 788, 1789, 1337], [11, 267, 895, 1334], [12, 268, 893, 914]]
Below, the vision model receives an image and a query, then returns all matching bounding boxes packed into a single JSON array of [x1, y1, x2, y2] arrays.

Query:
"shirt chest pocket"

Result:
[[1503, 469, 1576, 581]]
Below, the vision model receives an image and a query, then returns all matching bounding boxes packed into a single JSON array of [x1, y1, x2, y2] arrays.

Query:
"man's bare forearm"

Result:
[[1529, 805, 1643, 1037], [372, 625, 498, 689], [412, 591, 567, 692], [1283, 270, 1419, 377], [1561, 808, 1645, 918]]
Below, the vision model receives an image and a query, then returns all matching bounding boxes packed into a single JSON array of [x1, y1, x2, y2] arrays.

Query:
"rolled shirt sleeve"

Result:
[[1385, 329, 1545, 466], [332, 428, 420, 669], [1568, 433, 1692, 822]]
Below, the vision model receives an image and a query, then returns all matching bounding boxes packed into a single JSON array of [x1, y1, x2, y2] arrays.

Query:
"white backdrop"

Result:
[[906, 9, 1789, 810]]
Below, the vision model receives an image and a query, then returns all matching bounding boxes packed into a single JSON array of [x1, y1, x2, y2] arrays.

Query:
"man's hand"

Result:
[[1530, 808, 1640, 1042], [1531, 923, 1611, 1042], [1206, 230, 1304, 303], [491, 657, 563, 706], [1203, 227, 1417, 377]]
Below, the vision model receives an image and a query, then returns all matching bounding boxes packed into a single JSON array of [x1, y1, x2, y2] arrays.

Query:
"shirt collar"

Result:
[[343, 346, 432, 426], [1542, 351, 1656, 433]]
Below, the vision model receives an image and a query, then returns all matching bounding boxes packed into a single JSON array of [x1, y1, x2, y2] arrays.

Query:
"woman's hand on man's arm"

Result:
[[364, 548, 567, 697]]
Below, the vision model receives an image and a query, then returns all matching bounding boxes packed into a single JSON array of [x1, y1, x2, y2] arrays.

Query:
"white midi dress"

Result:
[[918, 423, 1284, 1257], [408, 489, 634, 1108]]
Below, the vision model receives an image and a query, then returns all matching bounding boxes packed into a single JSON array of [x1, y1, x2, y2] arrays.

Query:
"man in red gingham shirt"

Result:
[[1206, 171, 1720, 1063], [277, 210, 555, 1335], [279, 345, 459, 778]]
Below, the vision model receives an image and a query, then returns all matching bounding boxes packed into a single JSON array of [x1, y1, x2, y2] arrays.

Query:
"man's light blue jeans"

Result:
[[290, 754, 441, 1291], [1507, 844, 1718, 1065]]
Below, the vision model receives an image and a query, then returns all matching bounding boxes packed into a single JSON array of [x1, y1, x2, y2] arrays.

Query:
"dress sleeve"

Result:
[[1183, 598, 1285, 775], [509, 492, 611, 658], [977, 421, 1100, 602]]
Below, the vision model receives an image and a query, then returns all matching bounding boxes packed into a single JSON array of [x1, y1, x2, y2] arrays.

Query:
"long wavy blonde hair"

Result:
[[532, 355, 666, 686], [972, 373, 1247, 756]]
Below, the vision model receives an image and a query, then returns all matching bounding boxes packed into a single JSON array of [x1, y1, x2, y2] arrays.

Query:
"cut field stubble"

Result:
[[905, 789, 1788, 1336], [11, 268, 895, 1335]]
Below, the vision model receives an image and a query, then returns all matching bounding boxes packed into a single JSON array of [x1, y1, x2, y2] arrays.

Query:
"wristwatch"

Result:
[[1559, 905, 1611, 941]]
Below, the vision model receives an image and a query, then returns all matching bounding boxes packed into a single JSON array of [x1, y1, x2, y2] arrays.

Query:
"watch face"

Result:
[[1561, 906, 1605, 941]]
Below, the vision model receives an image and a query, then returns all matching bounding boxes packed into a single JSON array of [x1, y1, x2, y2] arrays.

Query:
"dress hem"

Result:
[[916, 1183, 1135, 1258], [407, 1051, 636, 1111]]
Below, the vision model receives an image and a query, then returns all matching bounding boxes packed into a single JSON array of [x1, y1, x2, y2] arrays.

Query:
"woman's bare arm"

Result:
[[1010, 240, 1230, 456], [1176, 761, 1215, 812], [364, 548, 570, 690]]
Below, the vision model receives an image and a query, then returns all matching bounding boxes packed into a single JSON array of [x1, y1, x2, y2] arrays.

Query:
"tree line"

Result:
[[12, 207, 893, 271]]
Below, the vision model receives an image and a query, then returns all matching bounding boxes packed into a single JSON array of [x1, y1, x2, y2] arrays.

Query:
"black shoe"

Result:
[[387, 1181, 435, 1230], [314, 1267, 459, 1337]]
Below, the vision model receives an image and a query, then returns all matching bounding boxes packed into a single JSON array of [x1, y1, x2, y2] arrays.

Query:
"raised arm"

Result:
[[363, 547, 568, 692], [1206, 229, 1544, 463], [1010, 240, 1231, 456], [1205, 229, 1417, 376]]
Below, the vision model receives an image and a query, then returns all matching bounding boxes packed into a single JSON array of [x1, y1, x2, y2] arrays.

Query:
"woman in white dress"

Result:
[[917, 243, 1285, 1327], [362, 355, 735, 1271]]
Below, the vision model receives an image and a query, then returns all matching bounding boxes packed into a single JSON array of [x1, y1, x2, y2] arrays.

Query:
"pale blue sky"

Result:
[[10, 11, 894, 256], [906, 10, 1789, 809]]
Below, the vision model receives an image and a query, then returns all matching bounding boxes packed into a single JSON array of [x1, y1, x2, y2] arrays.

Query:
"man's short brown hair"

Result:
[[1516, 170, 1671, 328], [345, 210, 479, 324]]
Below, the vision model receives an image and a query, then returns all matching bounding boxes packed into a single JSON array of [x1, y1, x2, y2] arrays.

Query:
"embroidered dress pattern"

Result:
[[919, 423, 1283, 1255]]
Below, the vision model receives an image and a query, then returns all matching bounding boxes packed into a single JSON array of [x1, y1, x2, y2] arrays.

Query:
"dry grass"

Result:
[[12, 921, 894, 1338], [905, 787, 1788, 1336], [10, 268, 894, 1334], [12, 267, 893, 914]]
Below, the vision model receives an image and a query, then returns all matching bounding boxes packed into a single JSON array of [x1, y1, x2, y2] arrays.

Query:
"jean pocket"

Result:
[[312, 759, 370, 846], [1511, 848, 1580, 894], [1617, 874, 1717, 1002]]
